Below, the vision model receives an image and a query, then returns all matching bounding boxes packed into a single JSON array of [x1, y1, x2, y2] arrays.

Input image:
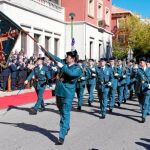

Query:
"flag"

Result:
[[0, 11, 22, 67], [71, 37, 75, 46]]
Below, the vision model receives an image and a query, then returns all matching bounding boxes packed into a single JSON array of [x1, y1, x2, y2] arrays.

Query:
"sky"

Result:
[[112, 0, 150, 18]]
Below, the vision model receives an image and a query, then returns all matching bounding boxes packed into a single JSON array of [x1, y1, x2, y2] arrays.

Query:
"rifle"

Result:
[[16, 84, 28, 95]]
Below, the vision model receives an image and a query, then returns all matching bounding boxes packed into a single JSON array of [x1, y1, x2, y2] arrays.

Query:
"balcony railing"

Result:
[[31, 0, 63, 12], [98, 20, 107, 28]]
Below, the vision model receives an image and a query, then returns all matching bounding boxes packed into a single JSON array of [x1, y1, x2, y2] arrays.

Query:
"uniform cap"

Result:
[[99, 58, 107, 62], [66, 50, 78, 57], [109, 57, 116, 61], [146, 58, 150, 63], [139, 57, 147, 62], [37, 57, 45, 61]]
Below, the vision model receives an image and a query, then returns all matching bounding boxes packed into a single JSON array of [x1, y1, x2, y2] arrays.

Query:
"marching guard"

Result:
[[24, 57, 51, 114], [137, 57, 150, 123], [76, 60, 88, 111], [96, 58, 113, 118], [46, 49, 82, 144], [86, 59, 96, 106]]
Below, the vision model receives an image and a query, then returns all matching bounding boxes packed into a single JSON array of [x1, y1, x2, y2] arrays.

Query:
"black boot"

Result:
[[57, 138, 64, 145], [141, 117, 146, 123], [29, 108, 37, 115], [109, 109, 113, 113], [117, 102, 120, 107], [77, 106, 81, 111]]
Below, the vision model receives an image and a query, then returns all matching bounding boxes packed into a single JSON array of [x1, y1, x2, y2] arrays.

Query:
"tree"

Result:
[[112, 41, 128, 59], [120, 15, 150, 57]]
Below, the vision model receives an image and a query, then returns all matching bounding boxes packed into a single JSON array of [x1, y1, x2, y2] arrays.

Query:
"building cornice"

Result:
[[66, 21, 113, 35], [0, 0, 65, 24]]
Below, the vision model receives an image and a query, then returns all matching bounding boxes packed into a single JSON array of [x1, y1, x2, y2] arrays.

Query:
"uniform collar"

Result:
[[38, 65, 43, 70]]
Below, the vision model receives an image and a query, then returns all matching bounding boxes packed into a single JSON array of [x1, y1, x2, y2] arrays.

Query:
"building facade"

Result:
[[111, 5, 132, 49], [0, 0, 112, 60], [62, 0, 112, 60], [0, 0, 65, 58]]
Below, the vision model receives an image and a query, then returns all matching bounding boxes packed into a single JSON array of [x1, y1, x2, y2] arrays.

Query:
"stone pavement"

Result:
[[0, 92, 150, 150]]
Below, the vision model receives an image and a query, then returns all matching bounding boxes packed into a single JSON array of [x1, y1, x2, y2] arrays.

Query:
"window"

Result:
[[117, 18, 126, 29], [21, 32, 27, 55], [88, 0, 94, 17], [89, 41, 93, 59], [105, 7, 110, 26], [118, 35, 125, 44], [45, 36, 50, 51], [106, 44, 111, 59], [54, 38, 59, 56], [97, 3, 103, 20], [34, 34, 40, 57], [98, 43, 101, 59]]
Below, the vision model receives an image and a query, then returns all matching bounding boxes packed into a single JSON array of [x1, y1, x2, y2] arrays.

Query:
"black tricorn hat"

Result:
[[99, 58, 107, 62], [66, 50, 78, 57], [130, 59, 135, 63], [109, 57, 116, 61], [147, 58, 150, 63], [37, 57, 45, 61], [139, 57, 147, 62], [117, 58, 123, 61]]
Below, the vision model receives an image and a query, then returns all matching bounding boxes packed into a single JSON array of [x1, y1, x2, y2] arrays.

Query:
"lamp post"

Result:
[[128, 48, 133, 61], [69, 12, 75, 51]]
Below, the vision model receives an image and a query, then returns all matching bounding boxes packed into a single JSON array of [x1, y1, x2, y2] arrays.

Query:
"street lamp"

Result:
[[128, 48, 133, 61], [69, 12, 75, 51]]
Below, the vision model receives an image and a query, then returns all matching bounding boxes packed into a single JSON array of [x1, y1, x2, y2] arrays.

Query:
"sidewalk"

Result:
[[0, 88, 53, 109]]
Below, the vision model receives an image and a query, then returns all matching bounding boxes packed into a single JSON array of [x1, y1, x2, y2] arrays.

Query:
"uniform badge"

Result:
[[106, 71, 109, 75], [141, 80, 145, 83], [40, 71, 45, 75]]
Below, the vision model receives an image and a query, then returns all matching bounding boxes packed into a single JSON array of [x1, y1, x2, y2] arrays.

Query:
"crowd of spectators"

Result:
[[0, 50, 57, 91]]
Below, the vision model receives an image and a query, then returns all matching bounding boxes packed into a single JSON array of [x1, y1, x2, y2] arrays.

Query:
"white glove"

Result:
[[32, 75, 35, 80], [52, 67, 57, 72], [92, 73, 96, 77], [81, 77, 85, 80], [123, 75, 126, 78], [134, 65, 138, 69], [148, 84, 150, 89], [108, 82, 112, 86], [24, 80, 28, 85], [57, 62, 63, 68], [91, 68, 95, 71], [114, 73, 119, 76]]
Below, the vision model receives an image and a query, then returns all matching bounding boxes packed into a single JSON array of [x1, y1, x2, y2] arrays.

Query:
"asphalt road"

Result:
[[0, 92, 150, 150]]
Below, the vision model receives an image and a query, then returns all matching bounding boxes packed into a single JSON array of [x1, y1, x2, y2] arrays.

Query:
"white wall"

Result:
[[65, 23, 85, 59], [65, 22, 112, 61], [0, 0, 65, 58], [0, 1, 112, 60]]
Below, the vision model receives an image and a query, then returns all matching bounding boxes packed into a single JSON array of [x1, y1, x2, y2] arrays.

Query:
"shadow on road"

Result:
[[0, 121, 58, 144], [72, 107, 100, 118], [115, 106, 141, 114], [6, 105, 60, 115], [135, 138, 150, 150], [7, 105, 31, 113], [109, 111, 141, 123]]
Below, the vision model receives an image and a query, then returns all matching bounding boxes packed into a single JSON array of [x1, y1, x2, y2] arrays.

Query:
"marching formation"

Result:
[[76, 56, 150, 124], [0, 47, 150, 145]]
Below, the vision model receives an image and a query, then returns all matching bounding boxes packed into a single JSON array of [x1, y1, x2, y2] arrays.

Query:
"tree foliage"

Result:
[[120, 15, 150, 57], [112, 41, 128, 59]]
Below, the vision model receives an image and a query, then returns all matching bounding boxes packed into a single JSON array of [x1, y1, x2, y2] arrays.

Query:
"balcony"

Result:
[[31, 0, 62, 12], [98, 20, 107, 28], [0, 0, 64, 21]]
